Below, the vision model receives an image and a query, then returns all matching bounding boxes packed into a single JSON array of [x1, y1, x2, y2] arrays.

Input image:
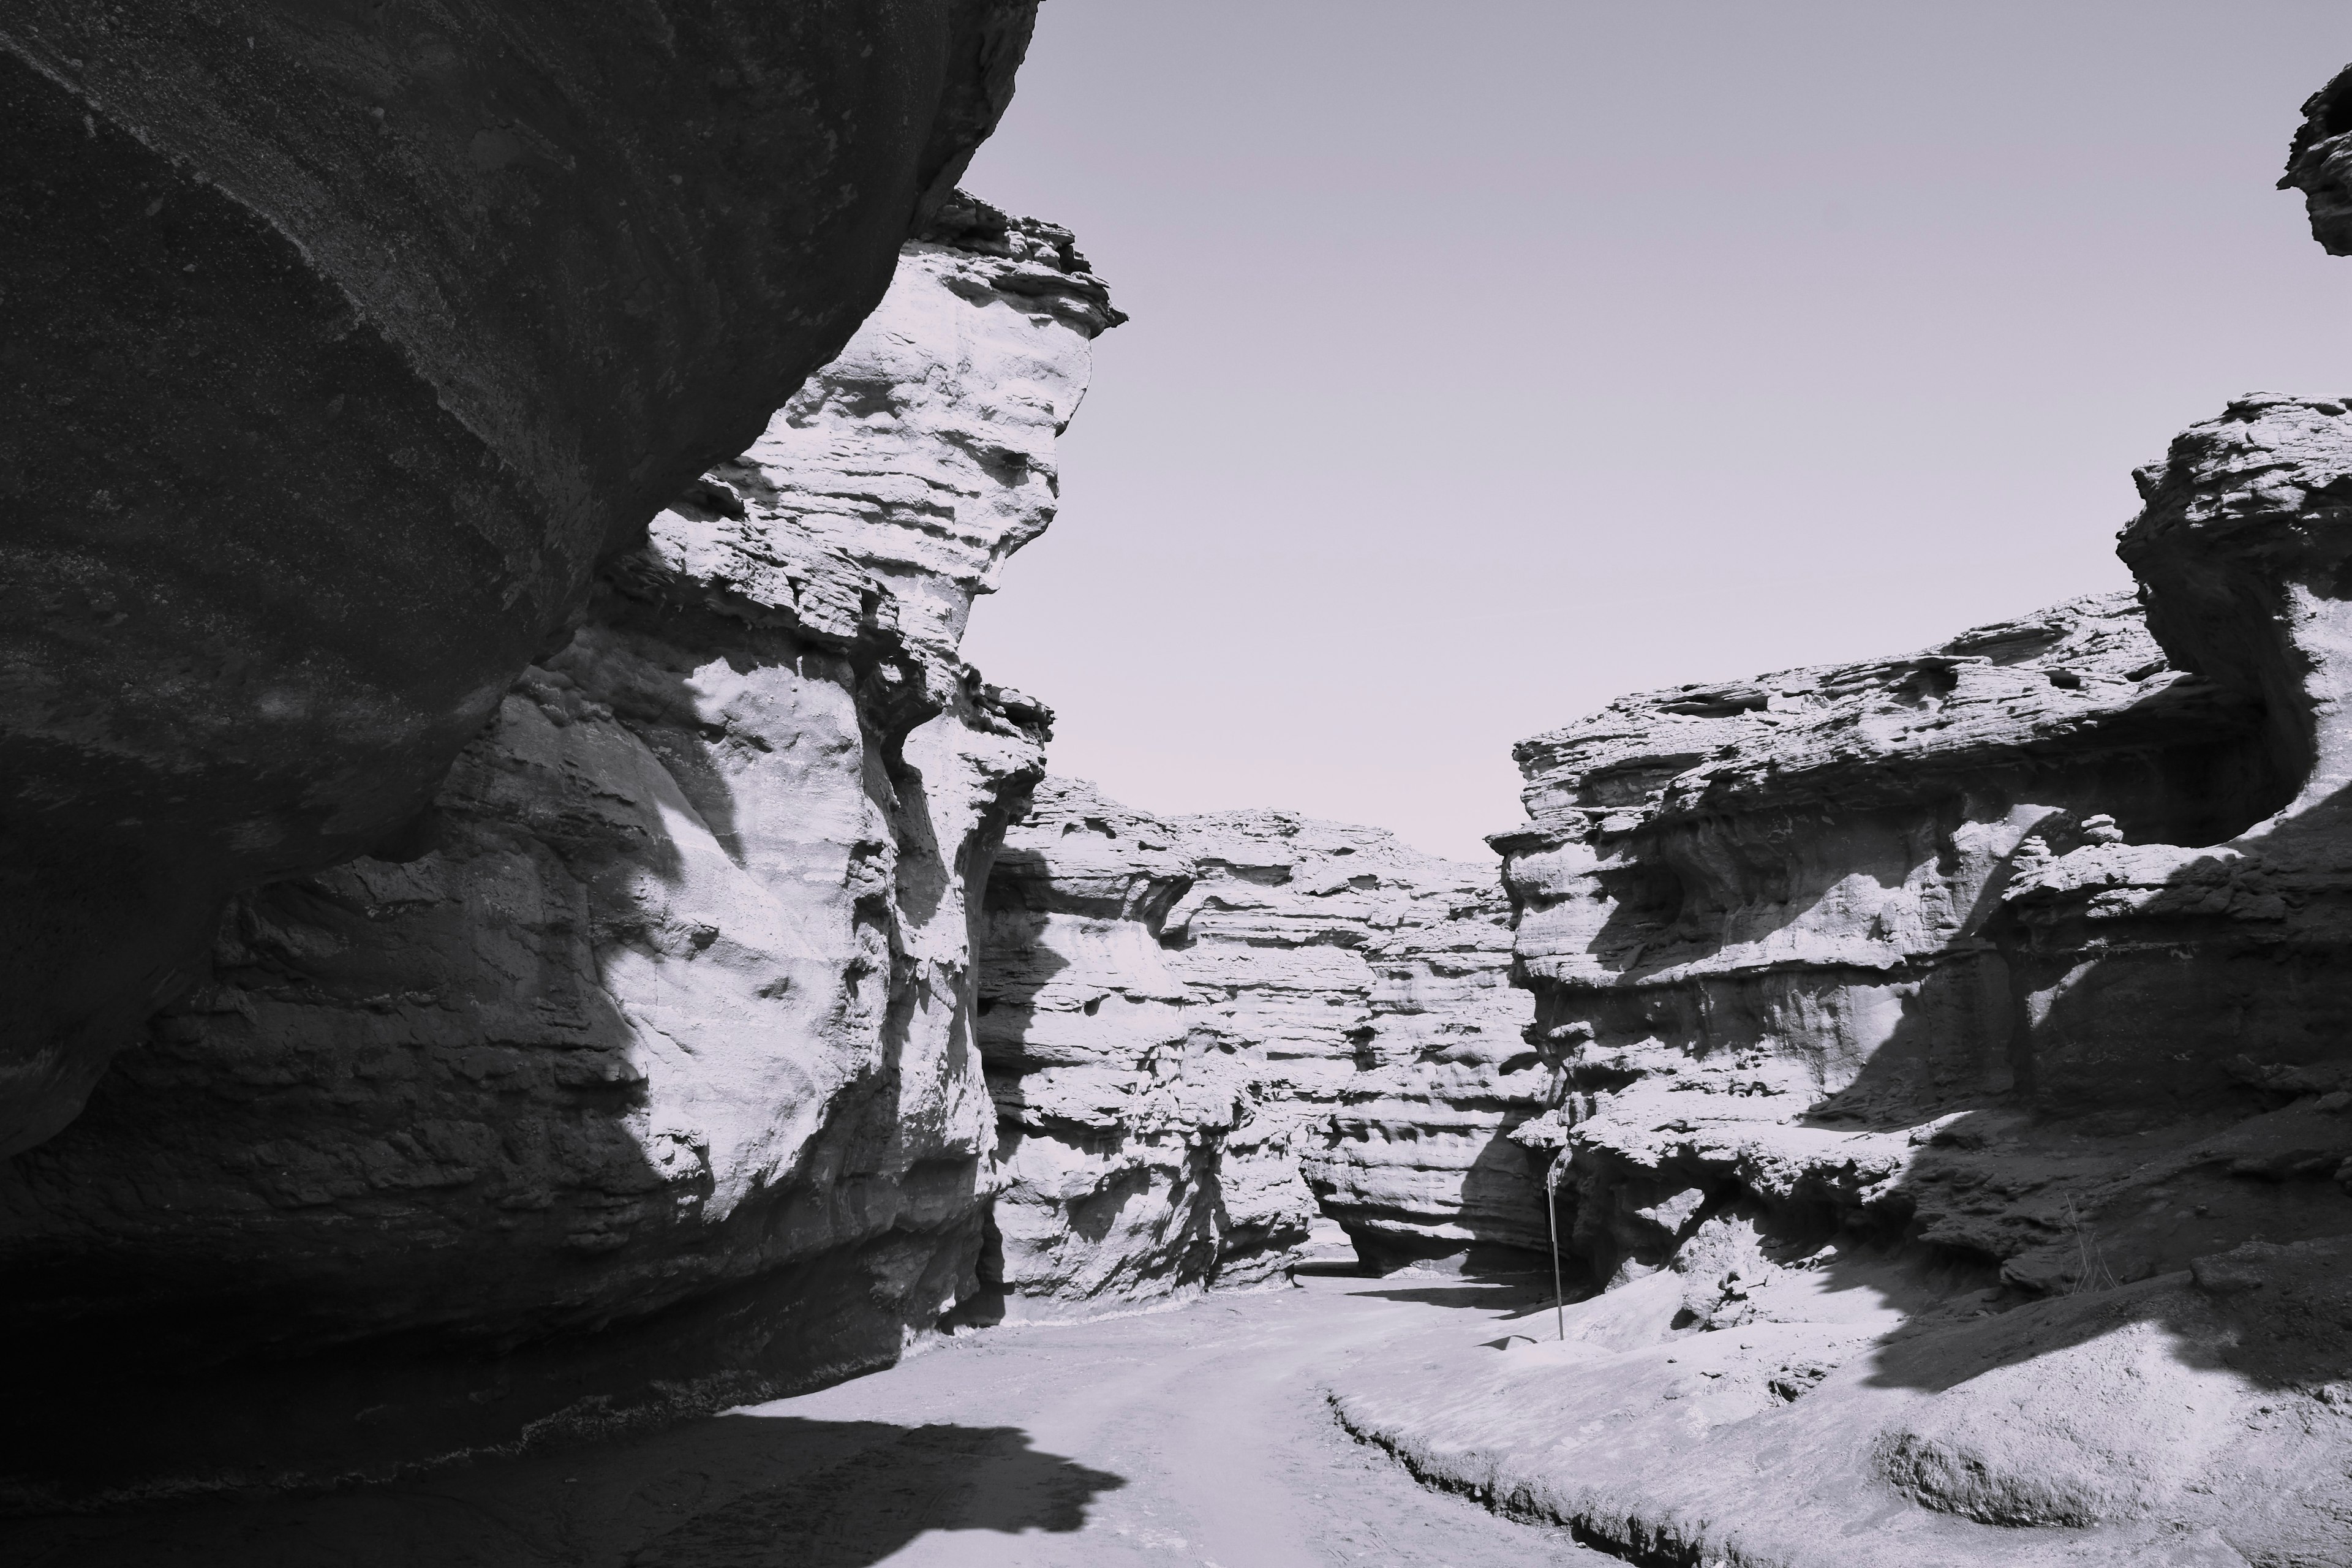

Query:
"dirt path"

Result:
[[12, 1272, 1610, 1567]]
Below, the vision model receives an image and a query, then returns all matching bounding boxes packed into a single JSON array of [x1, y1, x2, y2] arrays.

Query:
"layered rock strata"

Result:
[[0, 198, 1117, 1507], [973, 777, 1542, 1316], [1344, 86, 2352, 1549], [0, 1, 1037, 1156], [1342, 394, 2352, 1564], [1497, 586, 2280, 1292]]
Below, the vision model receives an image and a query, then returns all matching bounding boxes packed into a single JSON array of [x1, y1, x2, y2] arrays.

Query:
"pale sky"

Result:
[[959, 1, 2352, 862]]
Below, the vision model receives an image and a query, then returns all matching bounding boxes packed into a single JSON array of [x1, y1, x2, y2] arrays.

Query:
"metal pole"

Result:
[[1546, 1166, 1565, 1341]]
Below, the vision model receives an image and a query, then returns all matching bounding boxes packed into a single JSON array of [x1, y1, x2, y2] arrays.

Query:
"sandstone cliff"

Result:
[[1338, 398, 2352, 1564], [1496, 585, 2275, 1292], [0, 1, 1037, 1158], [973, 777, 1542, 1317], [1330, 79, 2352, 1555], [0, 198, 1116, 1507]]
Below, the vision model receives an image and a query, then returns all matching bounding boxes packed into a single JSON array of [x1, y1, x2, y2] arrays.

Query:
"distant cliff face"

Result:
[[0, 200, 1116, 1507], [975, 780, 1316, 1311], [974, 777, 1542, 1315], [0, 1, 1038, 1159]]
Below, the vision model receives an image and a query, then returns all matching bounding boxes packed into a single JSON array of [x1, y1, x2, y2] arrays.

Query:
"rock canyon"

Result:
[[976, 777, 1540, 1311], [0, 1, 1040, 1161], [9, 18, 2352, 1568]]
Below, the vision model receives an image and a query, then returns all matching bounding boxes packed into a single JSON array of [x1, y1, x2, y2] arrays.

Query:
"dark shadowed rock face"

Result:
[[0, 203, 1113, 1507], [2282, 62, 2352, 255], [0, 0, 1038, 1156], [2121, 393, 2352, 820]]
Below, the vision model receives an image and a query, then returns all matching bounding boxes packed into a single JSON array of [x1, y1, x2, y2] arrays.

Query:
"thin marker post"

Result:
[[1547, 1164, 1565, 1341]]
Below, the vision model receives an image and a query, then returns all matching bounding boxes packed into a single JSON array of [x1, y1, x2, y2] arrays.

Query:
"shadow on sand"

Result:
[[2, 1414, 1126, 1568]]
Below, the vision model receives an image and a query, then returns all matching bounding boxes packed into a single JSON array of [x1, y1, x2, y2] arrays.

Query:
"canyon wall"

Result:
[[1494, 584, 2280, 1296], [0, 198, 1116, 1507], [973, 777, 1543, 1317], [1330, 76, 2352, 1568], [0, 1, 1037, 1158], [1490, 393, 2352, 1309], [1341, 393, 2352, 1564]]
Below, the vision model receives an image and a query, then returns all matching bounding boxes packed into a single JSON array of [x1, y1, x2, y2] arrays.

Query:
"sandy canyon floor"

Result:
[[9, 1272, 1607, 1568]]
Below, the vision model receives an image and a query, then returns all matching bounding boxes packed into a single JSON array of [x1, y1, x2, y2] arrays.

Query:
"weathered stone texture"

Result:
[[2282, 61, 2352, 255], [1281, 833, 1547, 1268], [1344, 396, 2352, 1566], [0, 0, 1038, 1158], [973, 778, 1542, 1315], [974, 780, 1317, 1313], [0, 202, 1112, 1504], [1338, 81, 2352, 1553], [1498, 586, 2279, 1284]]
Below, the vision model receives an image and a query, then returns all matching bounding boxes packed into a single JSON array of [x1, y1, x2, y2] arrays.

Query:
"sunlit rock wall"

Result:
[[1327, 862, 1544, 1266], [1498, 392, 2352, 1317], [0, 199, 1116, 1507], [974, 780, 1317, 1313], [1496, 581, 2294, 1289], [1340, 77, 2352, 1561], [1446, 391, 2352, 1568], [973, 778, 1543, 1315]]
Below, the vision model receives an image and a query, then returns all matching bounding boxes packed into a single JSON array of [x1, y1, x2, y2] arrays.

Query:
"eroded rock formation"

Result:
[[1337, 400, 2352, 1564], [1324, 74, 2352, 1567], [974, 780, 1314, 1310], [0, 198, 1116, 1506], [1496, 586, 2279, 1293], [973, 777, 1542, 1316], [0, 1, 1037, 1158]]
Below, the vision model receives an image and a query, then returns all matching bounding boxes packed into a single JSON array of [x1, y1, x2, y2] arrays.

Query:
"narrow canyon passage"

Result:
[[9, 1275, 1608, 1568]]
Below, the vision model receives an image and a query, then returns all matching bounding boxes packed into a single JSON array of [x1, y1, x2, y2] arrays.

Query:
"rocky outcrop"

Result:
[[0, 1, 1038, 1157], [1324, 845, 1547, 1268], [1338, 83, 2352, 1555], [973, 781, 1319, 1311], [2282, 61, 2352, 255], [1341, 398, 2352, 1562], [0, 198, 1115, 1507], [1496, 585, 2280, 1289], [972, 778, 1542, 1316]]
